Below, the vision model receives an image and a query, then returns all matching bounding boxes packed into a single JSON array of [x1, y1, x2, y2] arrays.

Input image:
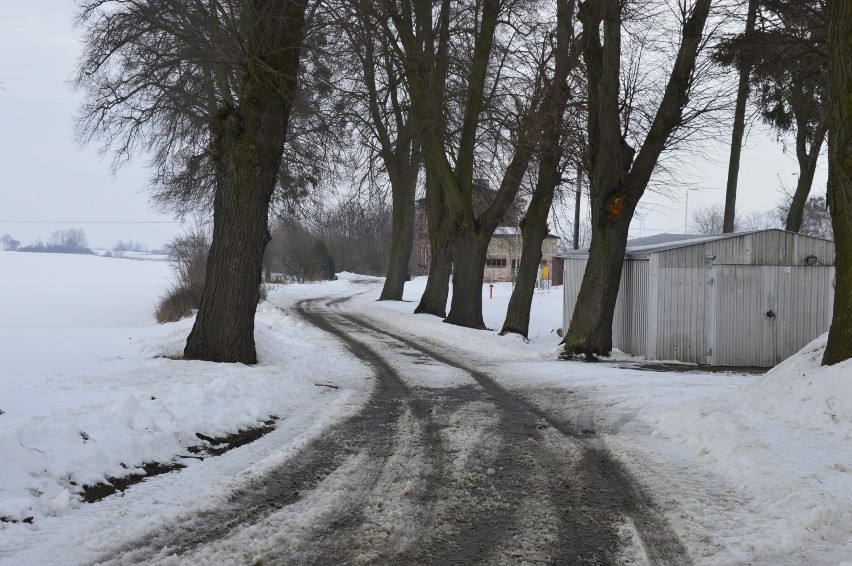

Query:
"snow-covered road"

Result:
[[80, 294, 688, 564]]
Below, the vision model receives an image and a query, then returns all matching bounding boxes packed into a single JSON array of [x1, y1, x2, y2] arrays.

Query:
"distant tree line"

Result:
[[12, 229, 92, 255], [691, 194, 833, 239], [111, 240, 148, 257]]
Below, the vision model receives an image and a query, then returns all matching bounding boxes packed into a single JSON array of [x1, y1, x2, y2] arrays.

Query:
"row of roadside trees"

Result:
[[74, 0, 852, 367]]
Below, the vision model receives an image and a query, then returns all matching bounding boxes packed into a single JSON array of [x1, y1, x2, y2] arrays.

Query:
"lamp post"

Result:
[[684, 187, 716, 233]]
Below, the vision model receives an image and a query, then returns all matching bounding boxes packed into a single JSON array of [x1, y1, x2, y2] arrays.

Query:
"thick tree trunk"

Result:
[[379, 163, 417, 301], [723, 0, 758, 233], [500, 192, 553, 338], [565, 0, 711, 358], [822, 0, 852, 365], [184, 107, 279, 364], [415, 237, 451, 316], [444, 229, 490, 329], [184, 0, 305, 364], [562, 196, 635, 358]]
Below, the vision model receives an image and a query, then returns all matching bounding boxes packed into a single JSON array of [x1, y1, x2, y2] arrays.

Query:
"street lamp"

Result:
[[683, 187, 716, 233]]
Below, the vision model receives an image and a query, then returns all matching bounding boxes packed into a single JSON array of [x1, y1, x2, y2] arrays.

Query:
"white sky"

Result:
[[0, 1, 182, 250], [0, 2, 828, 249], [633, 128, 828, 237]]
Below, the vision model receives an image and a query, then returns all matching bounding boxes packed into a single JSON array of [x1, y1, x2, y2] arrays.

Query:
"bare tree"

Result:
[[563, 0, 714, 359], [331, 0, 422, 301], [822, 0, 852, 365], [691, 202, 779, 234], [690, 203, 727, 234], [384, 0, 558, 328], [319, 200, 391, 275], [49, 228, 90, 251], [502, 0, 582, 338], [267, 215, 336, 281], [75, 0, 309, 364]]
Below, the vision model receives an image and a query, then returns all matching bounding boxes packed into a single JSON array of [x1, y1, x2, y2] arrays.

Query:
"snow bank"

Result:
[[0, 255, 370, 526], [643, 333, 852, 559]]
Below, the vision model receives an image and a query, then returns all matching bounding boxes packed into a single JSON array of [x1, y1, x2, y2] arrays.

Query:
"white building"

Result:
[[561, 230, 836, 367]]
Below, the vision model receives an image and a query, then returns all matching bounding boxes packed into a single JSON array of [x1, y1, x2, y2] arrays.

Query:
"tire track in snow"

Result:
[[92, 293, 690, 565], [90, 298, 436, 565], [333, 301, 693, 565]]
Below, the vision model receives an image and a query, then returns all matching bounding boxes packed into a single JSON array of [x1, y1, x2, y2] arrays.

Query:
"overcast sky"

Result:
[[0, 2, 828, 251], [0, 1, 182, 250]]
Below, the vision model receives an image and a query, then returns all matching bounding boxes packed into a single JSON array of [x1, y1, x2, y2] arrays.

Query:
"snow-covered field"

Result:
[[0, 251, 850, 564]]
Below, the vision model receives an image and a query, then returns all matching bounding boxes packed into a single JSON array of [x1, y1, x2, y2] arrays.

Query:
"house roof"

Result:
[[493, 226, 558, 238], [559, 229, 832, 259]]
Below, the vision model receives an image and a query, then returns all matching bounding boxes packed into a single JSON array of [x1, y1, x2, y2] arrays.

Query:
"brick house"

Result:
[[411, 184, 564, 285]]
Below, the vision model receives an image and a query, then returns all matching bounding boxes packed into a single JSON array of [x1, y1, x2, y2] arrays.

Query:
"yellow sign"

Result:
[[541, 265, 549, 279]]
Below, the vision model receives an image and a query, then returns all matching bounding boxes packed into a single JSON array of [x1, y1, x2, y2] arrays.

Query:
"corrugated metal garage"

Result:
[[561, 230, 836, 367]]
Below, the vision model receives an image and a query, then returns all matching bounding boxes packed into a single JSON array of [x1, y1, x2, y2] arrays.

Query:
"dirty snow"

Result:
[[0, 251, 850, 564]]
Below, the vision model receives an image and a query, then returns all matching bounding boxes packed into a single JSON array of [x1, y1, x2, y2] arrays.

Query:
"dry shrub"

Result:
[[155, 227, 271, 323], [155, 228, 209, 323], [155, 283, 203, 323]]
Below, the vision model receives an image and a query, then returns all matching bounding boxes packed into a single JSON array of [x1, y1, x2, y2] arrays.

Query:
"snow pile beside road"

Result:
[[0, 255, 370, 526], [643, 333, 852, 556], [741, 334, 852, 437]]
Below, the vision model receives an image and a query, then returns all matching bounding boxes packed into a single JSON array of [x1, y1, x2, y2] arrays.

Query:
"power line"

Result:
[[0, 219, 179, 224]]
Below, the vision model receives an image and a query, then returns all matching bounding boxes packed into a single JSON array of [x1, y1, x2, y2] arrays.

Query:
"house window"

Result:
[[486, 258, 507, 267], [419, 246, 428, 267]]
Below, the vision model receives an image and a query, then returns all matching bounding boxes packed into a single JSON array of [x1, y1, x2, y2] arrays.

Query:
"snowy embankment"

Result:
[[0, 253, 370, 538]]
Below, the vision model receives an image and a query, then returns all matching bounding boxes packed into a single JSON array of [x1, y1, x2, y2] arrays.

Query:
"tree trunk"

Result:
[[379, 162, 418, 301], [562, 196, 635, 357], [573, 168, 582, 249], [415, 173, 452, 317], [184, 0, 305, 364], [184, 107, 278, 364], [565, 0, 711, 357], [445, 229, 490, 329], [785, 118, 828, 232], [822, 0, 852, 365], [723, 0, 758, 234], [501, 0, 574, 337], [415, 237, 451, 316], [501, 191, 553, 338]]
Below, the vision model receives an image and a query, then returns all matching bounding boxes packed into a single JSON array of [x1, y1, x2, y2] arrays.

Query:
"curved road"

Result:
[[95, 295, 690, 565]]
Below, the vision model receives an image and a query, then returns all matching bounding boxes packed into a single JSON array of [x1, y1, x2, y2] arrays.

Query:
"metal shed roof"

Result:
[[560, 229, 832, 260]]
